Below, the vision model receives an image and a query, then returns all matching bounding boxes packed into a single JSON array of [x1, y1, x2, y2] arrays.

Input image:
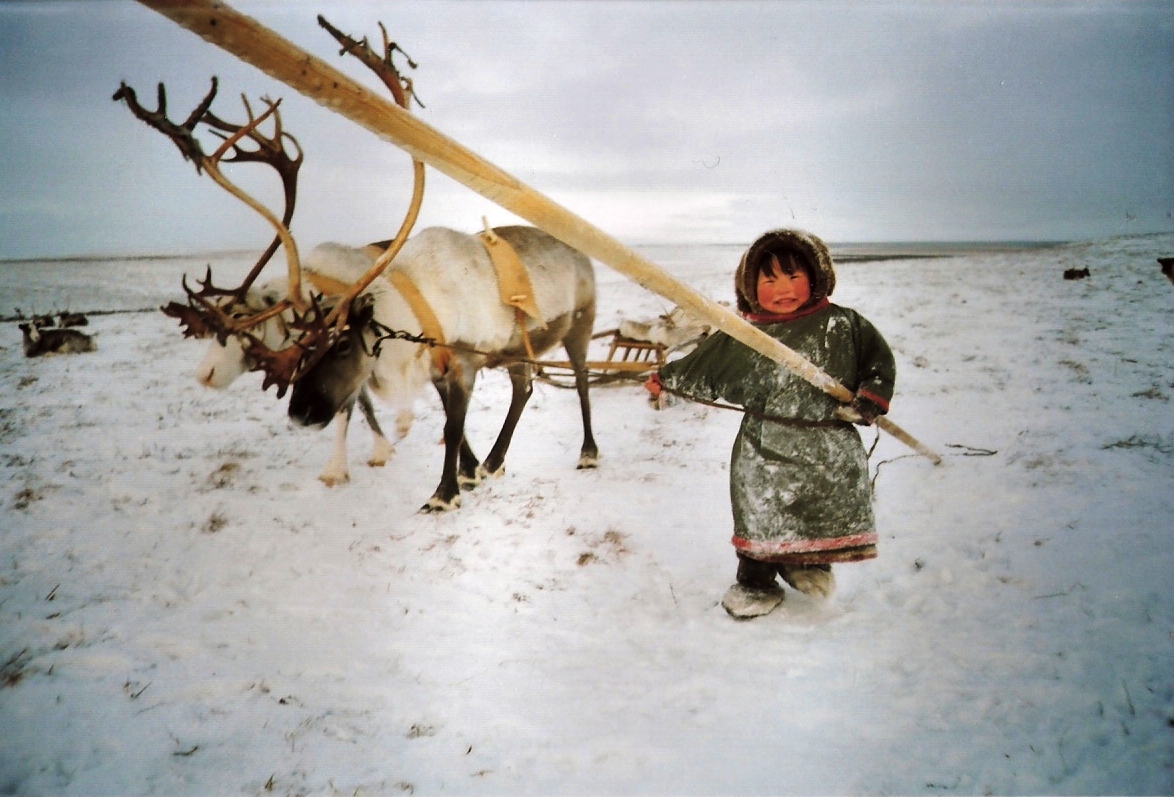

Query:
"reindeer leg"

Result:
[[319, 401, 355, 486], [564, 305, 600, 469], [423, 369, 475, 512], [432, 376, 480, 487], [478, 361, 533, 480], [394, 408, 415, 439], [358, 386, 394, 467]]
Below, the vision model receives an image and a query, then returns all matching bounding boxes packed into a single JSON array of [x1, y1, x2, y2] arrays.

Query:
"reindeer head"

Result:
[[287, 294, 382, 427], [115, 17, 425, 398]]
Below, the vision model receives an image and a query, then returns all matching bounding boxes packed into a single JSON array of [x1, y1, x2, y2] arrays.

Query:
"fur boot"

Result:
[[778, 564, 836, 598]]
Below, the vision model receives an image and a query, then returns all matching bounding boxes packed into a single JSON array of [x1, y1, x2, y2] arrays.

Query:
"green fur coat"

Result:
[[657, 299, 895, 565]]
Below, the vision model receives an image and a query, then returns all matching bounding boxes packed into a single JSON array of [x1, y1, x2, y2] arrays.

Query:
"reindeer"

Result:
[[58, 312, 89, 327], [289, 224, 600, 512], [19, 322, 96, 357], [30, 313, 56, 329], [193, 247, 415, 485], [115, 18, 432, 488], [116, 20, 599, 510]]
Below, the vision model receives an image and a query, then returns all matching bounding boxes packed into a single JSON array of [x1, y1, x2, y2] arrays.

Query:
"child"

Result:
[[645, 228, 895, 619]]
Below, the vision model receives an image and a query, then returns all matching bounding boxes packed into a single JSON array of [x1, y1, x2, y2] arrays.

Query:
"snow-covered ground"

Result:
[[1, 233, 1171, 795]]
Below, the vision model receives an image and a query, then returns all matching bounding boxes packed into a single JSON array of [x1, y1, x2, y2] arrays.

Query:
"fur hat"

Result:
[[734, 228, 836, 314]]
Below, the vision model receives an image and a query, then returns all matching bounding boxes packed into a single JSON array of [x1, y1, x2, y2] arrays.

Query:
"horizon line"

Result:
[[0, 239, 1073, 266], [5, 231, 1174, 265]]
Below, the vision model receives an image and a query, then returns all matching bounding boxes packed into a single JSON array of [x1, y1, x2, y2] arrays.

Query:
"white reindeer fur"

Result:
[[289, 225, 598, 509], [193, 242, 415, 485], [367, 226, 587, 371], [198, 226, 586, 489], [307, 227, 589, 417], [195, 282, 290, 388]]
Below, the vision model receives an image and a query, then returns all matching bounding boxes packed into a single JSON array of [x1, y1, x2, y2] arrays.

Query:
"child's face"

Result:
[[756, 256, 812, 314]]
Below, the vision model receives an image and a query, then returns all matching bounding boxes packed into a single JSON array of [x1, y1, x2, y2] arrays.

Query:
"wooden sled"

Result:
[[537, 328, 669, 385]]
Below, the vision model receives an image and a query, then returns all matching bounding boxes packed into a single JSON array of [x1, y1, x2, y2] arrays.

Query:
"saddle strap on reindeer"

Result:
[[479, 224, 543, 321], [387, 270, 452, 374], [479, 222, 544, 361]]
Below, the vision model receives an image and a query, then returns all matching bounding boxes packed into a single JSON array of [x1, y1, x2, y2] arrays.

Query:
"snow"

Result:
[[1, 233, 1172, 795]]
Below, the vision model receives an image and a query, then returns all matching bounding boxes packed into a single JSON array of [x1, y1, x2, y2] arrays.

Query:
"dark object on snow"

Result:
[[1063, 267, 1090, 280], [18, 322, 96, 357], [58, 312, 89, 327], [1158, 257, 1174, 285]]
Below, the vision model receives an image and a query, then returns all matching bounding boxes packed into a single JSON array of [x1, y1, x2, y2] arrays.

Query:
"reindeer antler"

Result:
[[112, 79, 217, 170], [115, 79, 308, 325], [318, 16, 424, 110], [202, 94, 304, 298], [232, 17, 432, 399], [114, 80, 296, 298], [201, 98, 308, 310], [309, 17, 427, 332], [116, 20, 428, 400]]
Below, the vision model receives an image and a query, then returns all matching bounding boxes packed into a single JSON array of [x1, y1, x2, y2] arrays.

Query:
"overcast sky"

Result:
[[0, 0, 1171, 260]]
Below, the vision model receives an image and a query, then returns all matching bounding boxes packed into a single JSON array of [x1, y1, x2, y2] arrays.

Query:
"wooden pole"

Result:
[[134, 0, 941, 465]]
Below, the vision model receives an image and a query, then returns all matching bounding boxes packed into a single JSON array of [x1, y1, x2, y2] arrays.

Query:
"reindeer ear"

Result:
[[351, 291, 373, 307], [352, 293, 377, 322]]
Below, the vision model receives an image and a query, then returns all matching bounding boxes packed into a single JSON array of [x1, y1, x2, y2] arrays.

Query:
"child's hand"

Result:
[[644, 373, 668, 410], [643, 373, 663, 398], [834, 395, 884, 425]]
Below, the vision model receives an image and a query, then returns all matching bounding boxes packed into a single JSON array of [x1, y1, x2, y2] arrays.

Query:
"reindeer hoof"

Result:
[[577, 453, 600, 469], [369, 439, 394, 467], [458, 470, 482, 488], [421, 494, 461, 513], [475, 463, 505, 481], [318, 471, 350, 487]]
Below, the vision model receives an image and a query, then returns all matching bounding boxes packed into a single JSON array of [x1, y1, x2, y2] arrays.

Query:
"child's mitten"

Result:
[[644, 372, 669, 410], [643, 372, 663, 397], [853, 395, 885, 425], [834, 395, 885, 426]]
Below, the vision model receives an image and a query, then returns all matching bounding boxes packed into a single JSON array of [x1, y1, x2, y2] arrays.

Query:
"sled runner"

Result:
[[537, 305, 711, 383]]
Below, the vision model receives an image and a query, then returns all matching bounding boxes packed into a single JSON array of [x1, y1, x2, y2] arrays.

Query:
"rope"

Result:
[[366, 321, 643, 384], [365, 322, 843, 426], [364, 322, 992, 485], [654, 384, 854, 429]]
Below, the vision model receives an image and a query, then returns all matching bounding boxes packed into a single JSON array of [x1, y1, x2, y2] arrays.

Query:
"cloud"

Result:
[[0, 1, 1170, 259]]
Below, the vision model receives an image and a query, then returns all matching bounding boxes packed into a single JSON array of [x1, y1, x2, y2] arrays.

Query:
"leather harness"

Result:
[[478, 224, 543, 362], [387, 270, 452, 374], [374, 228, 542, 374]]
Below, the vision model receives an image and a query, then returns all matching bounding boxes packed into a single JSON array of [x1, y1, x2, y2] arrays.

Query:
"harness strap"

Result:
[[387, 270, 452, 374], [480, 222, 544, 361], [306, 271, 358, 297], [479, 225, 543, 321]]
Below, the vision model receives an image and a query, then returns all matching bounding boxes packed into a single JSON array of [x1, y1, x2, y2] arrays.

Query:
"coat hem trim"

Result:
[[732, 531, 878, 555]]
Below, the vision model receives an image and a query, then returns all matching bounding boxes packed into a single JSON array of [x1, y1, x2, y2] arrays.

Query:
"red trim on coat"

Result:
[[732, 531, 878, 556], [857, 388, 891, 413], [742, 298, 831, 325]]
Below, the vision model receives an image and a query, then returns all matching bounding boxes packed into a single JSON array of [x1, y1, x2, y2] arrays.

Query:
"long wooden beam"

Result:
[[135, 0, 940, 464]]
